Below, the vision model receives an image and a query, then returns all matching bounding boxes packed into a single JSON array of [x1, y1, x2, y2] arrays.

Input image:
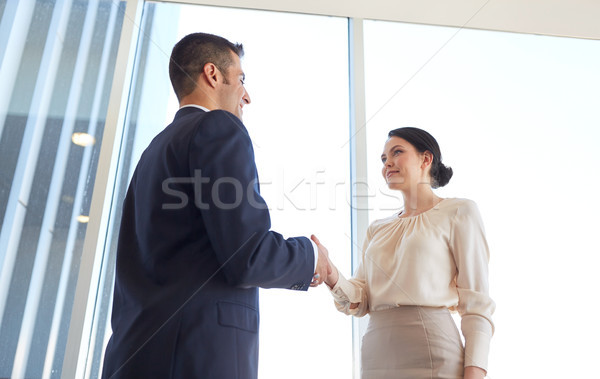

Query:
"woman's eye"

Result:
[[394, 149, 402, 155]]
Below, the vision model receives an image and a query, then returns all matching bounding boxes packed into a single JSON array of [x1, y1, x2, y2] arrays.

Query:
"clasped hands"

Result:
[[310, 235, 339, 288]]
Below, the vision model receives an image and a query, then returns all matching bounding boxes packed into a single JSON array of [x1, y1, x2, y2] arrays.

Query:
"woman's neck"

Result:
[[399, 185, 442, 217]]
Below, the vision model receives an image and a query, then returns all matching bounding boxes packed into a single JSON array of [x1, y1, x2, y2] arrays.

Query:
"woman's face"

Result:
[[380, 136, 431, 191]]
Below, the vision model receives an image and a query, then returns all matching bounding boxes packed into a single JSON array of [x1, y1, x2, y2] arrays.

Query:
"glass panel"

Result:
[[364, 20, 600, 378], [92, 3, 352, 379], [0, 0, 125, 378]]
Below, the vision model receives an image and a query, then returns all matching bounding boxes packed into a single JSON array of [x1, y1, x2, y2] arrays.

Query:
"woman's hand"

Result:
[[464, 366, 486, 379], [311, 235, 339, 287]]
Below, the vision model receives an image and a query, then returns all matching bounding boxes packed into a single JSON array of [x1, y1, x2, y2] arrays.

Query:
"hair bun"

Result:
[[433, 163, 453, 188]]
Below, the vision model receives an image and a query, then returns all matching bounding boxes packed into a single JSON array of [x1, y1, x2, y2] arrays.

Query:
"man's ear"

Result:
[[202, 62, 219, 88]]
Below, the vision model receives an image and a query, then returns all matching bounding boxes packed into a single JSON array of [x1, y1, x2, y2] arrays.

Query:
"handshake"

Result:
[[309, 235, 339, 288]]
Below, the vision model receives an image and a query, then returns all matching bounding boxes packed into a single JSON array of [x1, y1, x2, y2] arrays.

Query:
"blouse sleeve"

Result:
[[450, 200, 496, 371], [328, 227, 371, 317]]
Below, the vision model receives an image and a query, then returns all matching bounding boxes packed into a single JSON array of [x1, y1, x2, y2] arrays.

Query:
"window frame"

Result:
[[62, 1, 600, 378]]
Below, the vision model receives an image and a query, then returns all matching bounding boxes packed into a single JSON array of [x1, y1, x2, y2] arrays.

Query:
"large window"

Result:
[[364, 20, 600, 378], [2, 1, 599, 378], [0, 1, 125, 378], [87, 3, 353, 379]]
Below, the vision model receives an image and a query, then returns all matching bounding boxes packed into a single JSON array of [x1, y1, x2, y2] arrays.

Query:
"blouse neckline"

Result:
[[397, 198, 447, 219]]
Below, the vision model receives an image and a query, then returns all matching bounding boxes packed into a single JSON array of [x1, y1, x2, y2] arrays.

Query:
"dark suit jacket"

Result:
[[101, 107, 314, 379]]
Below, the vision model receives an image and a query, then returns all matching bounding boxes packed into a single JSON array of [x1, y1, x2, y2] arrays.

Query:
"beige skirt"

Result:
[[361, 306, 464, 379]]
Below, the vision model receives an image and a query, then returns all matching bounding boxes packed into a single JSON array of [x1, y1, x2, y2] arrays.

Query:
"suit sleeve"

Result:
[[189, 110, 314, 290]]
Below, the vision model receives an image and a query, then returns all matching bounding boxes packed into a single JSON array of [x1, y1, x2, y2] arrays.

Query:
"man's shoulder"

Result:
[[190, 110, 250, 143], [162, 109, 243, 137], [148, 109, 250, 157], [201, 110, 247, 130]]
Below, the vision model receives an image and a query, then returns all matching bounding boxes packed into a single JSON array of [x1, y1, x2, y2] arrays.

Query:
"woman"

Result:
[[314, 127, 495, 379]]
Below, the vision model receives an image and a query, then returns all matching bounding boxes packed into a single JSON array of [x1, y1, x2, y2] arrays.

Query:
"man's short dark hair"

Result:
[[169, 33, 244, 101]]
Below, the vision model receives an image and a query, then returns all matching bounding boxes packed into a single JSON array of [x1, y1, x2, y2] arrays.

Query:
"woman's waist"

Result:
[[367, 290, 459, 313], [367, 304, 454, 327]]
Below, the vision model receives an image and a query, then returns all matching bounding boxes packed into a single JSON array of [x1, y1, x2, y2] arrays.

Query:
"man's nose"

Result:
[[242, 89, 251, 105]]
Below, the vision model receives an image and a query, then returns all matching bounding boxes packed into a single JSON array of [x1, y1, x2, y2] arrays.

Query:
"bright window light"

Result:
[[71, 132, 96, 147], [364, 20, 600, 379]]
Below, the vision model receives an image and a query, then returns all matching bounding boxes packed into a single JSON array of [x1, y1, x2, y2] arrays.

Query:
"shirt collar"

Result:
[[179, 104, 210, 112]]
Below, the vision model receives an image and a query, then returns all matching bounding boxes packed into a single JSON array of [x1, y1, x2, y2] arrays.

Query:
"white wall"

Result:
[[177, 0, 600, 40]]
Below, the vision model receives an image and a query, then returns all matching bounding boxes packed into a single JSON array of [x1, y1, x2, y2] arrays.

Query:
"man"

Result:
[[101, 33, 330, 379]]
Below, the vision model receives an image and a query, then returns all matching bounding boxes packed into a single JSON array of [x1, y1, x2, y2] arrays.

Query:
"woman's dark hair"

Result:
[[169, 33, 244, 101], [387, 127, 453, 188]]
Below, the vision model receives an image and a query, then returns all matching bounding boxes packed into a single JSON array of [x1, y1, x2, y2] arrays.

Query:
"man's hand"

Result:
[[310, 235, 337, 288]]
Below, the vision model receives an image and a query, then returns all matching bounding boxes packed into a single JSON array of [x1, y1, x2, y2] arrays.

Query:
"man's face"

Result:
[[218, 51, 251, 120]]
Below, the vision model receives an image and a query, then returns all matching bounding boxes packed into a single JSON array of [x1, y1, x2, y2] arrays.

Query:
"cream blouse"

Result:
[[330, 198, 495, 370]]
